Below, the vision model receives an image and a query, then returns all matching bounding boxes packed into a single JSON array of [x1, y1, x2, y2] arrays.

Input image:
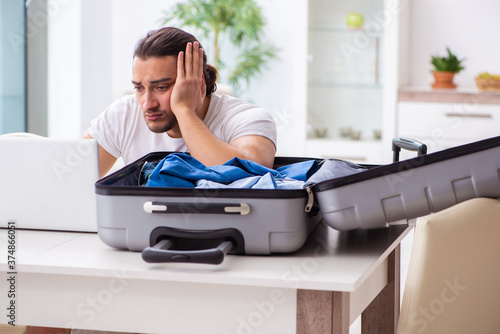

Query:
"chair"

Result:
[[397, 198, 500, 334], [0, 324, 26, 334]]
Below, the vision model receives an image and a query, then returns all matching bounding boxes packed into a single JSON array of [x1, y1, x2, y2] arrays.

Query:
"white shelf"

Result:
[[309, 27, 384, 36], [308, 83, 383, 89]]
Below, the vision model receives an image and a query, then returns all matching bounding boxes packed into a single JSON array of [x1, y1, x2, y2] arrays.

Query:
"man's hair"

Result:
[[133, 27, 217, 96]]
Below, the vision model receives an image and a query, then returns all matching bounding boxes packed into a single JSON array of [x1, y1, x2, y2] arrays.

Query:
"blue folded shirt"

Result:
[[144, 153, 320, 189]]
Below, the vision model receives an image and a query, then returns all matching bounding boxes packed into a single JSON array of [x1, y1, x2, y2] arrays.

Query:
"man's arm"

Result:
[[82, 132, 117, 178], [178, 107, 276, 166], [229, 135, 276, 168], [176, 108, 276, 167], [170, 42, 276, 167]]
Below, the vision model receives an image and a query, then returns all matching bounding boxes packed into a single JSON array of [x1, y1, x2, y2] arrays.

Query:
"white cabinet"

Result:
[[398, 101, 500, 153], [302, 0, 401, 164]]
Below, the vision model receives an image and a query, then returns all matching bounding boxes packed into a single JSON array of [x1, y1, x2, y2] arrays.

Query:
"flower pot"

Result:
[[431, 71, 457, 89]]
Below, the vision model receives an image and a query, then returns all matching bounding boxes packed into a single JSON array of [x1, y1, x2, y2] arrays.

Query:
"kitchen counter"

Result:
[[399, 86, 500, 105]]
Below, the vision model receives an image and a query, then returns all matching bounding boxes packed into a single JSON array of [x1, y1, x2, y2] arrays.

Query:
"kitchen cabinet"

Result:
[[398, 100, 500, 155], [303, 0, 401, 163]]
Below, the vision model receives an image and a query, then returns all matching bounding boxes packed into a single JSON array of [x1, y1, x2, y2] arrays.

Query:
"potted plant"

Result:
[[430, 47, 465, 89], [159, 0, 279, 95]]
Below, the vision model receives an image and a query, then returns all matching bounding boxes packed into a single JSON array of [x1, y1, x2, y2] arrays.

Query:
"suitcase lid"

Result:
[[312, 135, 500, 193]]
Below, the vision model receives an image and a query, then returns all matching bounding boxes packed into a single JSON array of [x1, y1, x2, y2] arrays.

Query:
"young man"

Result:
[[24, 27, 276, 334], [83, 27, 277, 177]]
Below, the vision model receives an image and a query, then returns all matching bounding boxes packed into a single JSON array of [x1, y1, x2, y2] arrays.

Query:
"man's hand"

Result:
[[168, 41, 276, 168], [170, 42, 206, 117]]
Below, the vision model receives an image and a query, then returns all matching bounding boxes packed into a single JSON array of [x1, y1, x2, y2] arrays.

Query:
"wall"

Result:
[[237, 0, 308, 156], [47, 0, 113, 138], [405, 0, 500, 88], [80, 0, 113, 136], [27, 0, 49, 136], [111, 0, 175, 100], [47, 0, 81, 137]]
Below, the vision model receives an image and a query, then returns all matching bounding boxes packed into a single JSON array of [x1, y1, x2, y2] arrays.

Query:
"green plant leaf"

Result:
[[228, 43, 280, 90], [430, 47, 465, 73], [229, 0, 265, 45], [158, 0, 280, 94]]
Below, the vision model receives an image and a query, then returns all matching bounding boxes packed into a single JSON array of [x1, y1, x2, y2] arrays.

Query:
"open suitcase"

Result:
[[95, 136, 500, 264], [95, 155, 324, 264]]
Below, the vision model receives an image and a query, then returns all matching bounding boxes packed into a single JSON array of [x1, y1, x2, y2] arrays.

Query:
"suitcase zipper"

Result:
[[305, 186, 314, 213]]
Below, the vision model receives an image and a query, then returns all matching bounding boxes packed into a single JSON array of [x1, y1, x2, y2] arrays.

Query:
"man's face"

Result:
[[132, 56, 178, 133]]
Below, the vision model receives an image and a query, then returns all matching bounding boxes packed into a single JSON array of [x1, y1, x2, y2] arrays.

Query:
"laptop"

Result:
[[0, 136, 100, 232]]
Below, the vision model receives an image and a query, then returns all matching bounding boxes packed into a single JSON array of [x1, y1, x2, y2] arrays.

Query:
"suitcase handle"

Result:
[[392, 137, 427, 162], [141, 239, 234, 265], [143, 201, 251, 215]]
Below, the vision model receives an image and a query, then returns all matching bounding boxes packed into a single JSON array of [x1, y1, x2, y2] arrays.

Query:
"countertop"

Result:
[[399, 86, 500, 104]]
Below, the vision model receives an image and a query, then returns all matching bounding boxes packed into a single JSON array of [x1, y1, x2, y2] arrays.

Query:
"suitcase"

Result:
[[95, 136, 500, 264], [95, 154, 324, 264]]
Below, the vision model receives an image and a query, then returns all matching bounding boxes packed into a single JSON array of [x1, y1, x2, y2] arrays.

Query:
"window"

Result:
[[0, 0, 26, 134]]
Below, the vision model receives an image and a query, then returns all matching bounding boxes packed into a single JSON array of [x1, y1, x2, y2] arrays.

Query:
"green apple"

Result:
[[346, 12, 364, 29]]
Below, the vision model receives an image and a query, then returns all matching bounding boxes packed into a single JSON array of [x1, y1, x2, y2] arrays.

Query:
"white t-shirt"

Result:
[[87, 94, 277, 165]]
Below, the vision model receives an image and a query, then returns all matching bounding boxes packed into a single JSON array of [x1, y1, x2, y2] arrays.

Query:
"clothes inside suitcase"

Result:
[[95, 136, 500, 264]]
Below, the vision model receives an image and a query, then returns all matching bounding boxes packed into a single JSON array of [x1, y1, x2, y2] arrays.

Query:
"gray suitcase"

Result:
[[95, 136, 500, 264], [95, 155, 323, 264]]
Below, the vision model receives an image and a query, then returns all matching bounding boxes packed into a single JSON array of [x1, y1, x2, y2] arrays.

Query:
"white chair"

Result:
[[398, 197, 500, 334]]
